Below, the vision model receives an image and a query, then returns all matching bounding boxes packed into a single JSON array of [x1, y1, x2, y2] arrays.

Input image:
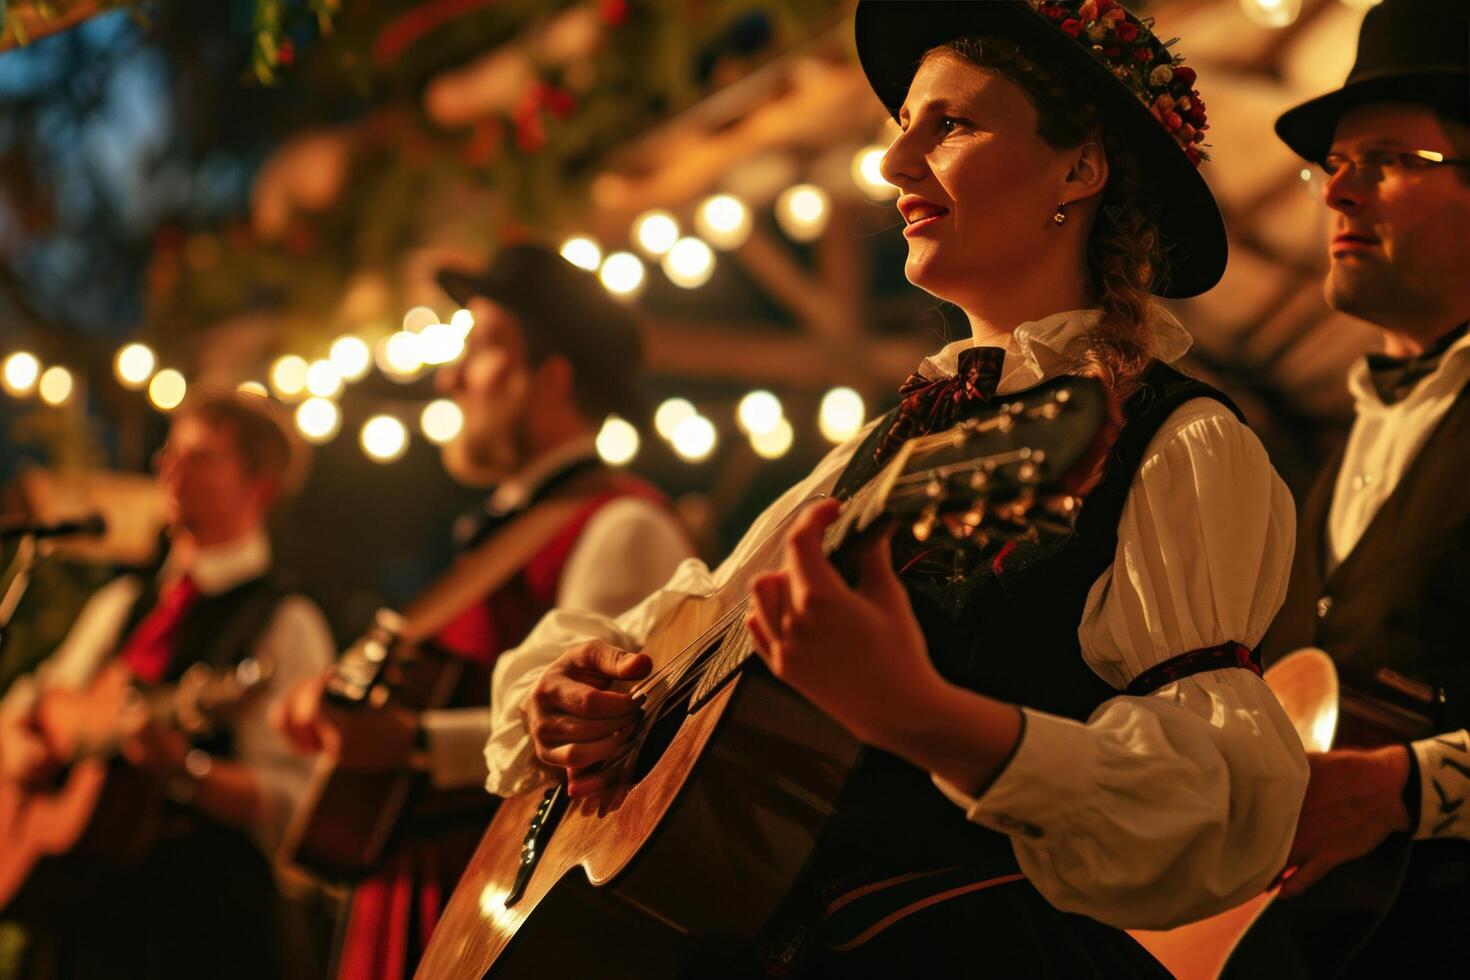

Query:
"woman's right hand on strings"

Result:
[[525, 640, 650, 798]]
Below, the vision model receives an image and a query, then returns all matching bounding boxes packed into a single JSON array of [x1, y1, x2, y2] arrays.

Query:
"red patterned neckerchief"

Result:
[[874, 345, 1006, 465]]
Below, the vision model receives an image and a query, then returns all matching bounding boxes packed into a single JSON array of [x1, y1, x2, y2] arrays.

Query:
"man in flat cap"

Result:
[[1231, 0, 1470, 975], [277, 243, 690, 980]]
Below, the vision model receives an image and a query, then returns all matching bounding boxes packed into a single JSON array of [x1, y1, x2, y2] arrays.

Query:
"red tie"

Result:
[[119, 575, 200, 684]]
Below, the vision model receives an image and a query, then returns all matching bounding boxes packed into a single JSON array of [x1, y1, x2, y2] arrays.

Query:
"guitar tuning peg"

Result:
[[925, 477, 944, 500], [1017, 461, 1039, 483], [968, 470, 990, 491], [1054, 389, 1072, 404]]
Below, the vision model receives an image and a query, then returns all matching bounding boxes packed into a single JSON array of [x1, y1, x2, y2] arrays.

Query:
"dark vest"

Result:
[[1262, 377, 1470, 741], [119, 570, 289, 757], [815, 362, 1244, 915]]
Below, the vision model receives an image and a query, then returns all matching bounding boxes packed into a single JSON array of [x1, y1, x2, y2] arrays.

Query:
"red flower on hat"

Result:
[[1114, 21, 1139, 42], [1173, 65, 1198, 89], [1060, 18, 1083, 36]]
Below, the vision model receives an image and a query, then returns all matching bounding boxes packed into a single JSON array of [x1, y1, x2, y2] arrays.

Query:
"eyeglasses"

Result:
[[1319, 148, 1470, 185]]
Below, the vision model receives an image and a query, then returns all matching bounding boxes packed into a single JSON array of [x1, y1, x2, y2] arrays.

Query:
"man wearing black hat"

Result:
[[276, 244, 690, 980], [1235, 0, 1470, 975]]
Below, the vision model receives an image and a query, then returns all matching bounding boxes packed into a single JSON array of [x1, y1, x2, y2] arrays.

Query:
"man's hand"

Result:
[[525, 641, 650, 798], [0, 711, 60, 788], [270, 670, 420, 772], [120, 720, 191, 776], [1278, 746, 1412, 898]]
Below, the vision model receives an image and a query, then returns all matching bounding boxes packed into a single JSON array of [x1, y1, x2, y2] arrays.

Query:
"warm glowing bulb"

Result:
[[361, 415, 409, 462], [560, 236, 603, 271], [38, 366, 74, 406], [654, 398, 696, 441], [1338, 0, 1382, 8], [306, 359, 343, 398], [270, 355, 309, 399], [1239, 0, 1301, 27], [776, 184, 831, 242], [633, 211, 680, 257], [330, 336, 372, 381], [2, 352, 40, 397], [420, 399, 464, 444], [750, 417, 794, 459], [402, 305, 440, 333], [662, 237, 715, 289], [148, 369, 188, 412], [671, 414, 717, 462], [379, 332, 424, 380], [818, 386, 865, 443], [595, 416, 640, 465], [695, 194, 752, 251], [114, 343, 156, 390], [295, 397, 341, 443], [736, 390, 783, 436], [419, 323, 464, 365], [851, 145, 897, 199], [599, 252, 646, 297]]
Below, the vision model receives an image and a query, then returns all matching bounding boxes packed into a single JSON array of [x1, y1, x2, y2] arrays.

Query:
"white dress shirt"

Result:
[[1328, 329, 1470, 842], [483, 309, 1308, 930], [418, 435, 693, 789], [0, 530, 335, 854]]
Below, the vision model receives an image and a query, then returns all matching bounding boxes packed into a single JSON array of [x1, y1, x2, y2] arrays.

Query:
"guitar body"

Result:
[[418, 540, 862, 979], [416, 380, 1110, 979], [280, 648, 474, 880]]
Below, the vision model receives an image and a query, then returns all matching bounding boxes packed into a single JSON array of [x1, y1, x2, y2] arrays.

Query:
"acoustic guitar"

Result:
[[0, 653, 273, 909], [277, 470, 630, 882], [415, 377, 1110, 979], [1127, 647, 1340, 980]]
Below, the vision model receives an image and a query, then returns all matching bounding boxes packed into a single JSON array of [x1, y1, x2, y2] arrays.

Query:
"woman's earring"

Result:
[[1052, 202, 1068, 226]]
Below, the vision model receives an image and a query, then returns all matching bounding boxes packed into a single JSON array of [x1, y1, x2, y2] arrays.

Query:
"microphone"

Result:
[[0, 514, 108, 540]]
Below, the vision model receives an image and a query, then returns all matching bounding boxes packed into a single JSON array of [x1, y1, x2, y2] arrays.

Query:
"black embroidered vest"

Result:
[[1262, 377, 1470, 741], [812, 362, 1244, 922]]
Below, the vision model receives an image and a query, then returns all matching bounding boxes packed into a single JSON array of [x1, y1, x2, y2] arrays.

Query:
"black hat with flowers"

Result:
[[1275, 0, 1468, 164], [855, 0, 1226, 299]]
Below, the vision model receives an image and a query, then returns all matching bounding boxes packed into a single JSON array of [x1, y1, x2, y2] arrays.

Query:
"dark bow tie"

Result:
[[1366, 322, 1468, 405], [874, 345, 1006, 464]]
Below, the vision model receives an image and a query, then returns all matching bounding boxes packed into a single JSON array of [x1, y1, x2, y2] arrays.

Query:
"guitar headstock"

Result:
[[172, 654, 277, 737], [845, 377, 1109, 552], [323, 607, 407, 708]]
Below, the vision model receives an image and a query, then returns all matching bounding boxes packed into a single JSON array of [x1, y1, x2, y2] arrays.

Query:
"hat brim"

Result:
[[1275, 69, 1470, 163], [855, 1, 1227, 299]]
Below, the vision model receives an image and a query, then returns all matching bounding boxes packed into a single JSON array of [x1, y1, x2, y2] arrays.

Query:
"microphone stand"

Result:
[[0, 533, 46, 657]]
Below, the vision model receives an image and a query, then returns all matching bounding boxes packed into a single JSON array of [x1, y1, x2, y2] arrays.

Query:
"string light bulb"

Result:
[[361, 415, 409, 462], [38, 366, 74, 406], [114, 343, 156, 390], [420, 399, 464, 444], [671, 414, 717, 462], [379, 331, 424, 380], [851, 145, 897, 199], [148, 369, 188, 412], [818, 387, 865, 443], [2, 352, 40, 397], [1239, 0, 1301, 27], [419, 322, 464, 365], [402, 305, 439, 333], [270, 355, 309, 399], [654, 398, 696, 441], [662, 237, 715, 289], [695, 194, 752, 251], [306, 359, 343, 398], [776, 184, 831, 242], [599, 251, 646, 298], [560, 236, 603, 272], [736, 390, 783, 436], [329, 336, 372, 381], [633, 211, 680, 257], [596, 416, 640, 465], [750, 417, 794, 459], [295, 397, 341, 444]]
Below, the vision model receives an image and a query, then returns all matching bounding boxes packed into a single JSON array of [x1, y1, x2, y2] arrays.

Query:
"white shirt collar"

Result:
[[914, 307, 1193, 393], [1345, 326, 1470, 411], [487, 434, 600, 513], [165, 528, 272, 595]]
